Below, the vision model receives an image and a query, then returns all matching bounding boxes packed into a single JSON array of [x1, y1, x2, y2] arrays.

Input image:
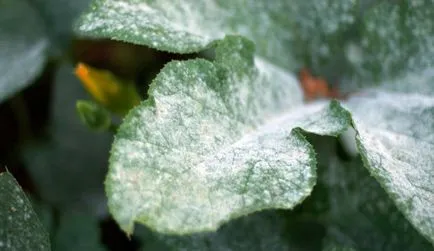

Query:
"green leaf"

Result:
[[76, 100, 112, 132], [30, 0, 91, 54], [53, 211, 106, 251], [0, 0, 48, 102], [0, 0, 94, 102], [107, 36, 351, 235], [344, 88, 434, 245], [30, 198, 55, 240], [136, 209, 331, 251], [305, 136, 433, 251], [75, 0, 368, 72], [76, 0, 433, 88], [78, 0, 434, 243], [75, 0, 311, 69], [75, 0, 365, 72], [0, 172, 50, 251], [350, 1, 434, 85]]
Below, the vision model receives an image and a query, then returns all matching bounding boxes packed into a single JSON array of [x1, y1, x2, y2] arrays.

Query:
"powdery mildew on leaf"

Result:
[[76, 0, 433, 91], [78, 0, 434, 242], [380, 68, 434, 96], [359, 1, 434, 79], [76, 0, 360, 70], [0, 0, 48, 103], [346, 91, 434, 245], [0, 172, 50, 251], [339, 0, 434, 91], [76, 0, 226, 52], [107, 36, 352, 234], [308, 136, 432, 251]]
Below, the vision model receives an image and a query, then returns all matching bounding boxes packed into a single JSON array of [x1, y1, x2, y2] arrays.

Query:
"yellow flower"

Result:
[[75, 63, 141, 116]]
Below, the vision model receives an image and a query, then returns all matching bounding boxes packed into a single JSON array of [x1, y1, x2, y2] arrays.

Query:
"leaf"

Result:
[[76, 100, 112, 132], [304, 136, 433, 251], [0, 0, 48, 103], [0, 0, 94, 103], [344, 89, 434, 245], [74, 0, 367, 73], [0, 0, 96, 103], [75, 0, 311, 69], [0, 172, 50, 251], [107, 35, 352, 235], [135, 208, 330, 251], [76, 0, 433, 89], [135, 210, 302, 251], [21, 63, 112, 216], [30, 0, 91, 54], [53, 211, 107, 251], [350, 0, 434, 85], [108, 49, 434, 241], [78, 0, 434, 243]]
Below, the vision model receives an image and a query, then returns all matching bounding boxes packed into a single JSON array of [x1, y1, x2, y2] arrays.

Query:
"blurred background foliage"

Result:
[[0, 0, 187, 250], [0, 0, 432, 250]]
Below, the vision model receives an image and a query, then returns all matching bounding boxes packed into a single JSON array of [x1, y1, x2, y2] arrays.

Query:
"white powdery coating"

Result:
[[254, 57, 303, 113], [76, 0, 298, 68], [154, 0, 226, 39], [107, 49, 349, 234], [0, 173, 50, 250], [346, 91, 434, 243], [345, 1, 434, 89], [222, 57, 303, 126], [379, 67, 434, 96], [109, 101, 329, 233], [78, 0, 226, 50]]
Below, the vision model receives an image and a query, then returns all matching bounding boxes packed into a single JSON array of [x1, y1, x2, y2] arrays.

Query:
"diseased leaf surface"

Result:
[[79, 0, 434, 244], [107, 36, 352, 234], [345, 90, 434, 245], [0, 0, 48, 102], [76, 0, 295, 69], [76, 0, 433, 89], [75, 0, 363, 71], [306, 136, 433, 251], [0, 172, 50, 251], [352, 0, 434, 85]]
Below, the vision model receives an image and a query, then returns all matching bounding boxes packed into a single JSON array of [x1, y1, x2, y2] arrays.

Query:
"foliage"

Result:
[[0, 172, 50, 251], [0, 0, 433, 250]]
